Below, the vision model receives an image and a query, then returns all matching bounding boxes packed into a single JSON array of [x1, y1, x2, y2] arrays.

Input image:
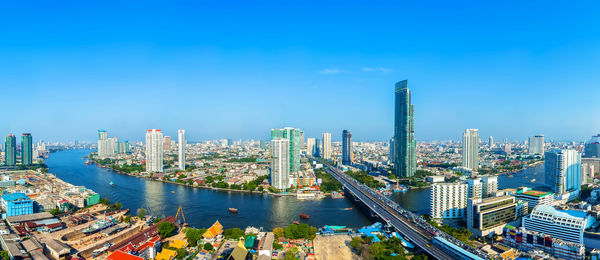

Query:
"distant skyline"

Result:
[[2, 1, 600, 142]]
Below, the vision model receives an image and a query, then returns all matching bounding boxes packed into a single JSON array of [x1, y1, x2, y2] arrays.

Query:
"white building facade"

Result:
[[430, 183, 468, 220], [322, 132, 331, 159], [528, 135, 545, 155], [545, 149, 581, 198], [270, 139, 290, 190], [145, 129, 164, 173], [522, 205, 591, 244], [178, 130, 186, 171], [462, 129, 479, 171]]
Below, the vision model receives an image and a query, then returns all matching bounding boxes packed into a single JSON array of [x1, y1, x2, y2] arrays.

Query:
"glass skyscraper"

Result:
[[545, 149, 581, 195], [342, 130, 352, 165], [21, 133, 32, 166], [271, 127, 301, 173], [393, 80, 416, 177], [5, 134, 16, 166]]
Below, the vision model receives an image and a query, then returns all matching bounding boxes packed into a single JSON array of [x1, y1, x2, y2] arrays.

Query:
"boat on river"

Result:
[[300, 213, 310, 219], [229, 208, 238, 214]]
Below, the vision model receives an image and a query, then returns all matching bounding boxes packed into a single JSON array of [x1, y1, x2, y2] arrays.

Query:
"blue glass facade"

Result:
[[1, 193, 34, 217]]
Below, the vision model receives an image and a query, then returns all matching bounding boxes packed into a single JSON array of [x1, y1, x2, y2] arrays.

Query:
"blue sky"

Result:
[[1, 1, 599, 142]]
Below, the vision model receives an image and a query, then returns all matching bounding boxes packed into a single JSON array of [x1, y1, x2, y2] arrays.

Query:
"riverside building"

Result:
[[430, 183, 468, 222], [145, 129, 164, 173], [466, 195, 520, 237], [522, 205, 593, 244]]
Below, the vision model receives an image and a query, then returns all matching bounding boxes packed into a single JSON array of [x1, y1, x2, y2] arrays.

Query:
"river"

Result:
[[45, 149, 372, 230]]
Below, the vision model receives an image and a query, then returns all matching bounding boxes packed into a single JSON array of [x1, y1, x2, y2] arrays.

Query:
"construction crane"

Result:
[[175, 205, 187, 225]]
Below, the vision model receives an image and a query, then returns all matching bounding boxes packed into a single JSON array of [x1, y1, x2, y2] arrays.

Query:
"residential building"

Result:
[[1, 193, 34, 217], [271, 127, 301, 173], [467, 178, 482, 200], [97, 130, 117, 158], [117, 141, 130, 154], [584, 134, 600, 158], [314, 139, 321, 158], [5, 134, 16, 166], [528, 135, 545, 156], [467, 196, 518, 237], [522, 205, 593, 244], [482, 176, 498, 197], [582, 158, 600, 184], [514, 187, 554, 211], [163, 136, 171, 152], [322, 132, 331, 159], [502, 226, 585, 260], [146, 129, 164, 173], [21, 133, 32, 166], [545, 149, 581, 198], [462, 129, 479, 171], [270, 138, 290, 190], [178, 130, 186, 171], [342, 130, 352, 165], [430, 183, 468, 221], [489, 136, 494, 149], [393, 80, 416, 177]]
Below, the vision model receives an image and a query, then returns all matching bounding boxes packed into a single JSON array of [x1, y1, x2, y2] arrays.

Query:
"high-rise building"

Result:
[[467, 196, 518, 237], [389, 137, 394, 161], [467, 178, 482, 200], [545, 149, 581, 196], [117, 141, 130, 154], [314, 139, 321, 157], [584, 134, 600, 158], [322, 133, 331, 159], [4, 134, 16, 166], [306, 138, 315, 156], [145, 129, 164, 173], [21, 133, 32, 166], [489, 136, 494, 149], [271, 127, 301, 173], [270, 138, 290, 190], [482, 176, 498, 197], [514, 187, 554, 210], [163, 136, 171, 152], [342, 130, 352, 165], [393, 80, 416, 177], [178, 130, 186, 171], [522, 205, 590, 244], [528, 135, 545, 155], [462, 129, 479, 171], [430, 183, 468, 220], [97, 130, 117, 158]]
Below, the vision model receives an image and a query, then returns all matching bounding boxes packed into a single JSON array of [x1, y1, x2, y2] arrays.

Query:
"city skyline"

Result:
[[1, 2, 599, 142]]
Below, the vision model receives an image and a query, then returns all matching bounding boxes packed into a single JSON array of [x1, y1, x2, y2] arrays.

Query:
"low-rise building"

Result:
[[1, 193, 34, 217], [514, 188, 553, 211], [467, 195, 519, 237], [522, 205, 594, 244]]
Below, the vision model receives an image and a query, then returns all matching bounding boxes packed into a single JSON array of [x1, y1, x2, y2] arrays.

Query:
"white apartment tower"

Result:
[[430, 183, 468, 220], [545, 149, 581, 195], [271, 138, 290, 190], [178, 130, 186, 171], [306, 138, 316, 156], [528, 135, 545, 155], [322, 132, 331, 159], [145, 129, 164, 173], [462, 129, 480, 171]]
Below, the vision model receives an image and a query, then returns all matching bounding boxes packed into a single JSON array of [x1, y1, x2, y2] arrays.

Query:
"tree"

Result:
[[137, 208, 147, 219], [284, 247, 299, 260], [350, 237, 363, 249], [158, 222, 176, 238], [369, 242, 384, 259], [0, 251, 9, 260], [185, 228, 207, 247], [111, 202, 122, 210], [223, 228, 245, 239], [49, 208, 63, 216], [175, 248, 188, 260], [123, 215, 131, 223], [273, 227, 284, 238], [203, 242, 213, 251]]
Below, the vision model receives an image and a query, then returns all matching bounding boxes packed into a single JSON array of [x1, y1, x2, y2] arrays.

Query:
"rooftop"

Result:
[[534, 205, 587, 219], [1, 193, 31, 202], [517, 190, 552, 197]]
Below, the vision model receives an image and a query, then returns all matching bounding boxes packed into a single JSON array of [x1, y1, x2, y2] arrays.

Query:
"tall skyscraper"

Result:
[[270, 138, 290, 190], [145, 129, 164, 173], [528, 135, 545, 155], [178, 130, 186, 171], [488, 136, 494, 149], [314, 139, 321, 157], [163, 136, 171, 151], [462, 129, 479, 171], [342, 130, 352, 165], [389, 137, 395, 161], [393, 80, 416, 177], [21, 133, 32, 166], [271, 127, 301, 173], [545, 149, 581, 195], [584, 134, 600, 158], [5, 134, 16, 166], [97, 130, 108, 158], [306, 138, 315, 156], [321, 132, 331, 159]]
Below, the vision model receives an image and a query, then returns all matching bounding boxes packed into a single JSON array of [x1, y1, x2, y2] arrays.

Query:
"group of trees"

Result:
[[99, 197, 122, 211], [315, 169, 342, 193], [346, 171, 385, 189], [429, 221, 473, 246], [273, 223, 317, 240], [225, 157, 258, 163], [110, 164, 144, 173], [158, 222, 177, 238], [184, 227, 207, 247], [350, 236, 427, 260]]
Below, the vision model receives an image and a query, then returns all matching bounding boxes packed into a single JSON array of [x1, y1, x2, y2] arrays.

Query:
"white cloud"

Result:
[[318, 68, 342, 75], [362, 67, 391, 74]]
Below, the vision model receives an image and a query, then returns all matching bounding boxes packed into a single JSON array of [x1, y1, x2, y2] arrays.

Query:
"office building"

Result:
[[545, 149, 581, 197], [342, 130, 352, 165], [584, 134, 600, 158], [528, 135, 545, 156], [430, 183, 468, 220], [514, 187, 554, 210], [306, 138, 315, 156], [271, 127, 302, 173], [389, 137, 394, 161], [163, 136, 171, 152], [270, 138, 290, 190], [393, 80, 416, 177], [21, 133, 32, 166], [467, 178, 482, 200], [117, 141, 130, 154], [467, 196, 518, 237], [489, 136, 494, 149], [482, 176, 498, 197], [145, 129, 164, 173], [97, 130, 117, 158], [1, 193, 34, 217], [5, 134, 16, 166], [178, 130, 186, 171], [522, 205, 592, 244], [314, 139, 321, 157], [582, 158, 600, 184], [462, 129, 479, 171], [322, 133, 331, 159]]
